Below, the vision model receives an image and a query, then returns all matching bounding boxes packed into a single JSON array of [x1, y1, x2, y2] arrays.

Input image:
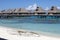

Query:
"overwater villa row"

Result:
[[0, 6, 60, 18]]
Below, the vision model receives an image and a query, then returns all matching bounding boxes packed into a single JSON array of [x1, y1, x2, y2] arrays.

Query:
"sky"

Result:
[[0, 0, 60, 10]]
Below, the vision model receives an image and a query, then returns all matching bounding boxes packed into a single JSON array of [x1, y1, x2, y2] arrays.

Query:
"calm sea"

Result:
[[0, 16, 60, 36]]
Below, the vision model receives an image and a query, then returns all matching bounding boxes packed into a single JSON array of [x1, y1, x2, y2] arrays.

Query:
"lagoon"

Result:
[[0, 16, 60, 37]]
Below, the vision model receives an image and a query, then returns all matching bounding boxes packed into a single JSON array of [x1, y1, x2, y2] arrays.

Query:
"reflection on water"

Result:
[[0, 15, 60, 24]]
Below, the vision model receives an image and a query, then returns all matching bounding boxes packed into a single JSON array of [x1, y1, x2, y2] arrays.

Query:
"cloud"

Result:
[[26, 3, 37, 10], [57, 7, 60, 9], [26, 5, 32, 10], [45, 7, 49, 10]]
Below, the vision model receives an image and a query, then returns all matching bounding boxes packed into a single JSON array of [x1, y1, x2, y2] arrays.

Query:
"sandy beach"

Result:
[[0, 26, 60, 40]]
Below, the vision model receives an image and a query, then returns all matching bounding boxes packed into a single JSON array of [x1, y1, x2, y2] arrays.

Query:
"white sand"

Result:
[[0, 26, 60, 40]]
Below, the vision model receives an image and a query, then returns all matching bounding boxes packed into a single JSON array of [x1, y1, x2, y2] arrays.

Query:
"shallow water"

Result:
[[0, 16, 60, 36]]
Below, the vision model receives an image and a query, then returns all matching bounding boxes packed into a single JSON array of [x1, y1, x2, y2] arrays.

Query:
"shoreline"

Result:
[[0, 26, 60, 40], [5, 26, 60, 38], [0, 26, 60, 37]]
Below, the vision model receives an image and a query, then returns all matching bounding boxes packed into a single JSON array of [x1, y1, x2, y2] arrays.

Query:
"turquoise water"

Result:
[[0, 16, 60, 36]]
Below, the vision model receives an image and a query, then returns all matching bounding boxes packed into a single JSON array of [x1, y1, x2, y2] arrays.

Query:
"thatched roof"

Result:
[[0, 9, 15, 13], [1, 6, 60, 14], [14, 8, 29, 13], [6, 9, 14, 13], [0, 10, 6, 13], [34, 7, 45, 13], [48, 6, 60, 13], [0, 8, 29, 13]]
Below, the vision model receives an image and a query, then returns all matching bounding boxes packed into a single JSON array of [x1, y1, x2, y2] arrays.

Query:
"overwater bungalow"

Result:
[[0, 8, 30, 17], [48, 6, 60, 19], [13, 8, 30, 16], [48, 6, 60, 16], [0, 6, 60, 19], [33, 7, 47, 18], [34, 7, 46, 15]]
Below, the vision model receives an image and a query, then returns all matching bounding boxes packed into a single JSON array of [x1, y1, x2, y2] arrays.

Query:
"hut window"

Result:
[[36, 9, 38, 11], [35, 7, 39, 11], [51, 6, 54, 10]]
